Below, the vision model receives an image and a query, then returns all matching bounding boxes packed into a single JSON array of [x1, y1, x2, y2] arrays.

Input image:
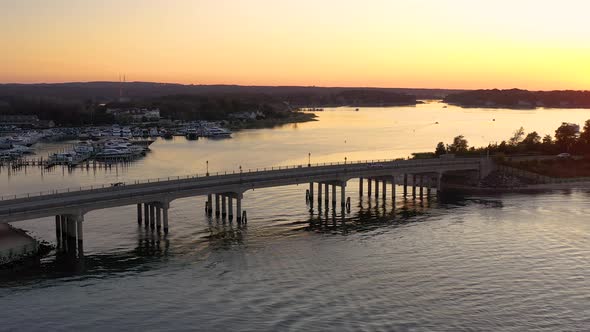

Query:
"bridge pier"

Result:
[[403, 174, 408, 197], [359, 178, 363, 196], [341, 182, 346, 209], [375, 179, 379, 199], [207, 194, 213, 216], [382, 179, 387, 199], [309, 183, 314, 202], [236, 194, 242, 222], [391, 176, 396, 201], [162, 202, 169, 234], [368, 178, 372, 197], [150, 204, 156, 229], [317, 183, 322, 206], [419, 176, 424, 200], [324, 184, 329, 208], [55, 215, 62, 248], [137, 204, 142, 225], [332, 185, 337, 207], [144, 204, 150, 228], [412, 175, 417, 200], [222, 195, 227, 218], [156, 205, 162, 231], [228, 197, 234, 220], [215, 194, 220, 217], [75, 214, 84, 257]]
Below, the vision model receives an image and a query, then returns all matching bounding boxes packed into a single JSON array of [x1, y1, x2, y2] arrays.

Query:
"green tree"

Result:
[[447, 135, 468, 153], [435, 142, 447, 156], [509, 127, 526, 145], [521, 131, 541, 148], [542, 134, 553, 145], [555, 122, 579, 152], [578, 119, 590, 146]]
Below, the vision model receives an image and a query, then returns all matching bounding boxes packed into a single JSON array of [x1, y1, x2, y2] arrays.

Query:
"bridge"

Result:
[[0, 157, 492, 255]]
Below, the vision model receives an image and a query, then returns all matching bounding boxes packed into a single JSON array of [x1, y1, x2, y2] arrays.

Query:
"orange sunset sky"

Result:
[[1, 0, 590, 90]]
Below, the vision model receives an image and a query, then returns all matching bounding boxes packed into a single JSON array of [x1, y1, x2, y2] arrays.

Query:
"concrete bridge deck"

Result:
[[0, 157, 491, 256]]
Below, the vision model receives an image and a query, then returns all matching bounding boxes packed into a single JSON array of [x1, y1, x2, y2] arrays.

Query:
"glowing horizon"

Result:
[[2, 0, 590, 90]]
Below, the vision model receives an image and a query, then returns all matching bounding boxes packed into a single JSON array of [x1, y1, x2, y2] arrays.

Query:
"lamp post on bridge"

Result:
[[206, 160, 209, 176], [308, 152, 311, 167]]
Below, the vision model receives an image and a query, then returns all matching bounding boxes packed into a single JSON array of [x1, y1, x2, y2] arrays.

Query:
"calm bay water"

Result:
[[1, 102, 589, 331]]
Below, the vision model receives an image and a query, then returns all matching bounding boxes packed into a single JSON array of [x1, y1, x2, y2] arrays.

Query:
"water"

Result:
[[1, 102, 589, 331]]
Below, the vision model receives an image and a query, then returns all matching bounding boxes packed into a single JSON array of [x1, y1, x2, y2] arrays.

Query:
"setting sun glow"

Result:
[[2, 0, 590, 89]]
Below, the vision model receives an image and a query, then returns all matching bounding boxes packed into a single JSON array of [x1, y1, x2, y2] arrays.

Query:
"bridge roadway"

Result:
[[0, 157, 490, 254]]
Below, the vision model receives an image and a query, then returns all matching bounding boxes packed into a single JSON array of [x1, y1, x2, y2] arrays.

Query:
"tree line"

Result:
[[435, 121, 590, 156]]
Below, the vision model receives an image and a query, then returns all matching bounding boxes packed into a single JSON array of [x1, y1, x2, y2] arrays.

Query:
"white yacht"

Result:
[[205, 127, 232, 138]]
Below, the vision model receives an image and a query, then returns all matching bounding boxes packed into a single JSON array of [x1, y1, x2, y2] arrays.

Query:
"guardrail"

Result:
[[0, 157, 482, 203]]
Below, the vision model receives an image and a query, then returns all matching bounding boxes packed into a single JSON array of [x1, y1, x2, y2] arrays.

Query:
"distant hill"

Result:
[[0, 82, 465, 126], [0, 82, 463, 103], [444, 89, 590, 109]]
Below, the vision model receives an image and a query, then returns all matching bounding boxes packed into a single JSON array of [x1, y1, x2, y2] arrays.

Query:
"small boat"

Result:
[[204, 127, 231, 138]]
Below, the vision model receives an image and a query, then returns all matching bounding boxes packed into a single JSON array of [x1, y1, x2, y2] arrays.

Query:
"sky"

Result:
[[1, 0, 590, 90]]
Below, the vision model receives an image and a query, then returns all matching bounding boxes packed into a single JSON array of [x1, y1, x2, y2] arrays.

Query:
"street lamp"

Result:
[[206, 160, 209, 176], [308, 152, 311, 167], [344, 156, 347, 164]]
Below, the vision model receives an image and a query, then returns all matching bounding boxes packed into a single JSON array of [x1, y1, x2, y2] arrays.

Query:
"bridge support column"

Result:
[[207, 194, 213, 216], [375, 180, 379, 199], [368, 178, 372, 197], [67, 216, 77, 252], [156, 205, 162, 231], [222, 195, 227, 218], [317, 183, 322, 206], [392, 176, 396, 201], [144, 204, 150, 228], [324, 184, 329, 207], [60, 216, 68, 250], [137, 204, 142, 225], [332, 185, 337, 207], [163, 203, 169, 234], [419, 176, 424, 200], [75, 214, 84, 257], [228, 197, 233, 220], [359, 178, 363, 196], [437, 172, 444, 195], [341, 182, 346, 209], [382, 180, 387, 200], [150, 204, 156, 229], [403, 174, 408, 197], [412, 175, 417, 200], [215, 194, 220, 217], [55, 215, 62, 247], [236, 195, 242, 222]]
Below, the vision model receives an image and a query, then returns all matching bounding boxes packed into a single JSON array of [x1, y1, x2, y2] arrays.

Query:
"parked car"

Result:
[[557, 153, 571, 159]]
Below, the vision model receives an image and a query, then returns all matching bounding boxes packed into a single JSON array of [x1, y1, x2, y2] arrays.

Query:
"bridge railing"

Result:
[[0, 157, 482, 203]]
